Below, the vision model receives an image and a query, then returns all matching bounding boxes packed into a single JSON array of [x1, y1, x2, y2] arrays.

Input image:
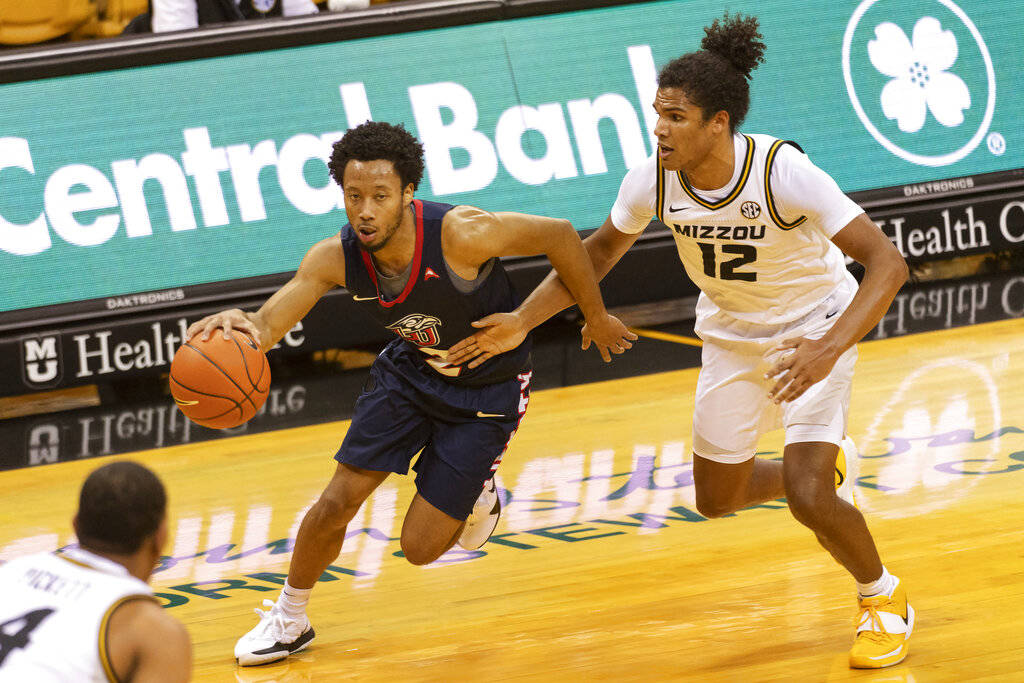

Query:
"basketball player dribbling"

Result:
[[447, 14, 913, 669], [185, 121, 636, 666], [0, 461, 191, 681]]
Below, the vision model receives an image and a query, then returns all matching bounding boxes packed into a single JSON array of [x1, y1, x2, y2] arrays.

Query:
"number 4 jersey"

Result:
[[611, 133, 862, 332], [0, 548, 155, 681]]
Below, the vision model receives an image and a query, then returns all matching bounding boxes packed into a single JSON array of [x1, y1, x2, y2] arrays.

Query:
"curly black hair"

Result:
[[328, 121, 425, 191], [657, 13, 766, 132]]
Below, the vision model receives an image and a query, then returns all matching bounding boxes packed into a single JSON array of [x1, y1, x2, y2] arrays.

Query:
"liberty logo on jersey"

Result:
[[842, 0, 996, 167], [387, 313, 442, 347]]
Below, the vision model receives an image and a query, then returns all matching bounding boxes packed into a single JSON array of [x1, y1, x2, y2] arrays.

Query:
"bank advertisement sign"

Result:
[[1, 0, 1020, 312]]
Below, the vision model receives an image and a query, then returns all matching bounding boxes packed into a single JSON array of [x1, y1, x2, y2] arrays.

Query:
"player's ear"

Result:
[[710, 109, 730, 135], [403, 183, 415, 204]]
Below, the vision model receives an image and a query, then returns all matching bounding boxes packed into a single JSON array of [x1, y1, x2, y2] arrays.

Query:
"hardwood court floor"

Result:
[[1, 319, 1023, 681]]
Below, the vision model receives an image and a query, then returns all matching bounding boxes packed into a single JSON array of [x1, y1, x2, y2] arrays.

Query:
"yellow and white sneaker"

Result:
[[849, 578, 915, 668], [835, 437, 858, 506]]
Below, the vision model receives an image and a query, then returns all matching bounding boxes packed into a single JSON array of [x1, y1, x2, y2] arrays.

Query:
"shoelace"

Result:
[[855, 596, 893, 643], [253, 599, 291, 639]]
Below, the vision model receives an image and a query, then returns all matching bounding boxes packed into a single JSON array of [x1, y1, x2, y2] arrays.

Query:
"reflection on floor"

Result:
[[0, 270, 1022, 680], [2, 270, 1020, 472]]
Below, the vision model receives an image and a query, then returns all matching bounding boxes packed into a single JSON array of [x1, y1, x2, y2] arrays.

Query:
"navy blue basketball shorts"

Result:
[[336, 345, 531, 521]]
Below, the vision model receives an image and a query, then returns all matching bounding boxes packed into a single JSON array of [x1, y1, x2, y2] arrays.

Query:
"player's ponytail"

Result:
[[657, 12, 766, 132], [700, 13, 765, 81]]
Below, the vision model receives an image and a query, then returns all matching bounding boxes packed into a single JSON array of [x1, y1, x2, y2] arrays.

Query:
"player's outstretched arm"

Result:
[[448, 214, 640, 368], [766, 212, 908, 403], [106, 598, 192, 682], [444, 207, 635, 362], [185, 235, 345, 352]]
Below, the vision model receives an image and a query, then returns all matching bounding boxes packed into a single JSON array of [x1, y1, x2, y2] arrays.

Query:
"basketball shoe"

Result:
[[235, 599, 315, 666], [835, 437, 859, 506], [457, 478, 501, 550], [849, 578, 914, 668]]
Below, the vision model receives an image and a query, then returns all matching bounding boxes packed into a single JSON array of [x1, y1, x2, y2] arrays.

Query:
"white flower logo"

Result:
[[868, 16, 971, 133]]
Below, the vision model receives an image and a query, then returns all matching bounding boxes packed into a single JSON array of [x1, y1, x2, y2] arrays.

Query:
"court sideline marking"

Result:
[[628, 326, 703, 347]]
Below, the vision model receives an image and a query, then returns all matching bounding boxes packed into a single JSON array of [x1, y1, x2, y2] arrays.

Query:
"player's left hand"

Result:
[[765, 336, 841, 403], [580, 313, 638, 362], [446, 312, 528, 369]]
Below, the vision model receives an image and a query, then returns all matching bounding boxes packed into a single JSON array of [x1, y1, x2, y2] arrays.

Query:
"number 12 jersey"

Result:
[[610, 133, 863, 331]]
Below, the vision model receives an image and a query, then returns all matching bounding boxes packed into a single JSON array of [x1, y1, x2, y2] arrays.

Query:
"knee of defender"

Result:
[[786, 488, 834, 528], [399, 538, 442, 566]]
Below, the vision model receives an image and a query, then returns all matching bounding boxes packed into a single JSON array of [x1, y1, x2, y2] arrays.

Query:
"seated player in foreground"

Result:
[[186, 121, 635, 666], [447, 14, 912, 670], [0, 461, 192, 682]]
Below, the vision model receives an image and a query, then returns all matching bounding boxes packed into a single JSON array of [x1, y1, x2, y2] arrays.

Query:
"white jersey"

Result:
[[611, 133, 863, 331], [0, 548, 155, 682]]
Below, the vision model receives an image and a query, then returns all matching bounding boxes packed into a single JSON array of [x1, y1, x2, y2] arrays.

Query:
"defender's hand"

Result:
[[580, 314, 638, 362], [185, 309, 261, 347], [446, 312, 527, 369], [765, 336, 841, 404]]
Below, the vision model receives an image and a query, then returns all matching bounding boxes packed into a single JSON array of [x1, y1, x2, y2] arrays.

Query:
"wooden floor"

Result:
[[2, 319, 1023, 681]]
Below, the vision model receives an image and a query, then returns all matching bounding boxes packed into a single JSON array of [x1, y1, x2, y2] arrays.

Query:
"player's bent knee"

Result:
[[785, 484, 836, 529], [695, 495, 737, 519], [312, 494, 361, 529], [399, 538, 443, 566]]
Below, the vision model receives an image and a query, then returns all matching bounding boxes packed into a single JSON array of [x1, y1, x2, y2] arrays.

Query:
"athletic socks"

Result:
[[279, 582, 312, 620], [857, 566, 897, 598]]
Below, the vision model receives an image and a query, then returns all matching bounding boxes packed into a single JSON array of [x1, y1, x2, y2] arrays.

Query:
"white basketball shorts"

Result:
[[691, 292, 857, 464]]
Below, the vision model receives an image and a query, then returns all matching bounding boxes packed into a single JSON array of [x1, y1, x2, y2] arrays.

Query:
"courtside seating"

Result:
[[80, 0, 148, 37], [0, 0, 96, 44]]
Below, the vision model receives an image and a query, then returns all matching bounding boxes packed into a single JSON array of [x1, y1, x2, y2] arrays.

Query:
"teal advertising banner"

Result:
[[1, 0, 1021, 312]]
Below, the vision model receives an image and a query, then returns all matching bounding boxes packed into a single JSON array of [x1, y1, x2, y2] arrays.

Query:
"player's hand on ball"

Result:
[[447, 312, 528, 369], [580, 313, 637, 362], [186, 309, 262, 348], [765, 336, 841, 403]]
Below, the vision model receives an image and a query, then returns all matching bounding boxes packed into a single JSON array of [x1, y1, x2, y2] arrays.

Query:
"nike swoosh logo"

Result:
[[174, 398, 199, 406], [668, 205, 690, 213], [352, 295, 379, 302], [867, 645, 906, 660], [476, 411, 506, 418], [825, 310, 839, 319]]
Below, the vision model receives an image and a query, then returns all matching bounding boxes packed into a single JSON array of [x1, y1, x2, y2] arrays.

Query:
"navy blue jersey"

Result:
[[341, 199, 532, 387]]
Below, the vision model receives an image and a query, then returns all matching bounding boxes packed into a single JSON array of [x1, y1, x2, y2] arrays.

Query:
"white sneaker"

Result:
[[457, 478, 501, 550], [234, 599, 315, 666], [836, 437, 859, 506]]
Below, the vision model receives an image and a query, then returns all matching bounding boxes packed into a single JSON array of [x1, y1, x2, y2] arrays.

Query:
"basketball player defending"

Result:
[[186, 121, 634, 666], [448, 14, 912, 669], [0, 461, 191, 681]]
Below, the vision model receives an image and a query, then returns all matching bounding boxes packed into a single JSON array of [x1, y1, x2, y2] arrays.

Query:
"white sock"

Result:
[[857, 566, 897, 598], [278, 582, 312, 620]]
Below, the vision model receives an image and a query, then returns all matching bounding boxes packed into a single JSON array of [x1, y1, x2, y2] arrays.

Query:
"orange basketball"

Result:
[[169, 330, 270, 429]]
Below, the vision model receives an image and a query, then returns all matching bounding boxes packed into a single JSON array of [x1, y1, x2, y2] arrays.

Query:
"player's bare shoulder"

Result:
[[441, 205, 500, 265], [298, 232, 348, 288], [107, 597, 192, 681]]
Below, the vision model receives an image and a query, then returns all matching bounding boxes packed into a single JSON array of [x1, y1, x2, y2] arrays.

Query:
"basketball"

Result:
[[169, 330, 271, 429]]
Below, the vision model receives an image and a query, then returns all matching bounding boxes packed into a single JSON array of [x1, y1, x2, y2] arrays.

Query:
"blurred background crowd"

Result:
[[0, 0, 394, 45]]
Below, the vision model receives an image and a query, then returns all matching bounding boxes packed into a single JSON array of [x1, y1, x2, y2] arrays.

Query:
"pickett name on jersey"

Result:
[[668, 224, 768, 241]]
